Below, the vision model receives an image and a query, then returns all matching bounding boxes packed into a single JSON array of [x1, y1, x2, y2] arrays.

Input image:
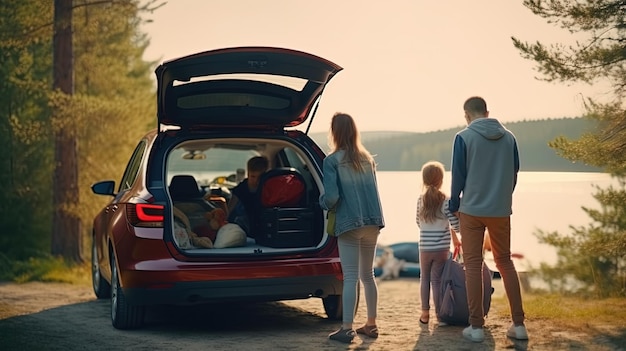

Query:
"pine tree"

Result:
[[0, 0, 160, 262], [49, 0, 159, 262], [0, 1, 56, 259], [513, 0, 626, 296]]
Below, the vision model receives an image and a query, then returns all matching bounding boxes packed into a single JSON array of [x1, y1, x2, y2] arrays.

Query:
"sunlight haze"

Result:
[[142, 1, 608, 133]]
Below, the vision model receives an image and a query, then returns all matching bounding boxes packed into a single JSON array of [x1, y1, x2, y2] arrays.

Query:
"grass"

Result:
[[520, 294, 626, 326], [492, 293, 626, 344], [0, 254, 91, 286]]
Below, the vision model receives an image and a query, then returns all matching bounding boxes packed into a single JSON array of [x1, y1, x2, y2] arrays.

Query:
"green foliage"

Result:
[[513, 0, 626, 89], [513, 0, 626, 297], [534, 221, 626, 298], [0, 0, 55, 259], [513, 0, 626, 175], [58, 2, 157, 250], [0, 1, 159, 261], [549, 101, 626, 175], [0, 252, 90, 285]]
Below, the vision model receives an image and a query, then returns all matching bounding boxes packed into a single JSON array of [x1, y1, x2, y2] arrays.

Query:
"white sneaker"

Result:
[[507, 324, 529, 340], [462, 326, 485, 342]]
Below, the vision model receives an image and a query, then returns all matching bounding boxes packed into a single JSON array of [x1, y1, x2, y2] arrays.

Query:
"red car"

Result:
[[91, 47, 344, 329]]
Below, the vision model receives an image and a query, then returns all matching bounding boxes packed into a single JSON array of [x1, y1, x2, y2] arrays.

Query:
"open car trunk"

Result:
[[166, 136, 327, 255]]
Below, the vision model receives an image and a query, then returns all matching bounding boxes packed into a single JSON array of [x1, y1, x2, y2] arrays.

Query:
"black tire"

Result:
[[110, 254, 145, 329], [322, 295, 342, 320], [323, 283, 361, 320], [91, 236, 110, 299]]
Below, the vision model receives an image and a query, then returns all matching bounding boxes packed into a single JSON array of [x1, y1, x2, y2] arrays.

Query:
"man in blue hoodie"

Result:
[[449, 96, 528, 343]]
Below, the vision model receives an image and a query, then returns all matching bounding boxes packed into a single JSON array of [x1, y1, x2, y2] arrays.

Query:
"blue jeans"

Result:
[[337, 225, 380, 324]]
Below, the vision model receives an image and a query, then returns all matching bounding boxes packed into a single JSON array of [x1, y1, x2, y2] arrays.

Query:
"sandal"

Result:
[[328, 328, 356, 343], [356, 324, 379, 338]]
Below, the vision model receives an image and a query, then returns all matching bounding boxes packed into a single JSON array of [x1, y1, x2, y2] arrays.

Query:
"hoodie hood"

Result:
[[467, 117, 506, 140]]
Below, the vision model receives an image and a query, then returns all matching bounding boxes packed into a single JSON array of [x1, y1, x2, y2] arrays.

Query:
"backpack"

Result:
[[437, 249, 493, 326], [259, 168, 306, 207]]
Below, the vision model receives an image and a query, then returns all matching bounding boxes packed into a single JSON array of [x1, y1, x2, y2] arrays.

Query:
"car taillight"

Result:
[[127, 203, 164, 227]]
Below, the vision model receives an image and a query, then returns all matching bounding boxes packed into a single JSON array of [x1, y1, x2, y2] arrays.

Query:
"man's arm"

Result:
[[513, 140, 520, 190], [449, 134, 467, 214]]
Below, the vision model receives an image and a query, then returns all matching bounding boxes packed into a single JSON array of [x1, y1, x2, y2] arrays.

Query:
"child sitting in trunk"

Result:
[[227, 156, 269, 238]]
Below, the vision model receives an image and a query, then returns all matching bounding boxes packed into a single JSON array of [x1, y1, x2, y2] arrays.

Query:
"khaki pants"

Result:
[[459, 213, 525, 327]]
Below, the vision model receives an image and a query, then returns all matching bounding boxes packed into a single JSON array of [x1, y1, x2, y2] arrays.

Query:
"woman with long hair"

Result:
[[319, 112, 385, 343]]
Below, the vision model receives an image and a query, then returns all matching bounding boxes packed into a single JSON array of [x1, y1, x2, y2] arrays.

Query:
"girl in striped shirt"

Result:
[[416, 161, 461, 326]]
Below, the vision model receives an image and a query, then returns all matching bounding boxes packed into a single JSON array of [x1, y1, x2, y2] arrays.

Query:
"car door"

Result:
[[95, 139, 148, 276]]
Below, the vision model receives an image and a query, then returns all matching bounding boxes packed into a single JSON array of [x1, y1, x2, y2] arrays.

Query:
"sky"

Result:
[[141, 1, 609, 134]]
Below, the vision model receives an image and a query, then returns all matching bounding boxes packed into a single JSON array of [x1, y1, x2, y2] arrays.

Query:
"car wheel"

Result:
[[110, 254, 145, 329], [322, 295, 342, 320], [323, 283, 361, 320], [91, 236, 110, 299]]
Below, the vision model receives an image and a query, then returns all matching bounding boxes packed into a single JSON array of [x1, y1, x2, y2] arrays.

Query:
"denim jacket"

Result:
[[319, 150, 385, 236]]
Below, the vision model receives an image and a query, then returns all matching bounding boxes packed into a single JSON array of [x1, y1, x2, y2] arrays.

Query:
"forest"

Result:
[[311, 117, 600, 172], [0, 1, 157, 262]]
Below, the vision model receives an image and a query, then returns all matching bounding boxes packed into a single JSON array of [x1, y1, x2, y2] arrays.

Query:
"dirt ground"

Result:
[[0, 279, 623, 350]]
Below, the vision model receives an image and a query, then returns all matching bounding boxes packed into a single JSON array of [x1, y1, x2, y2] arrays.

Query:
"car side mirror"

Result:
[[91, 180, 116, 196]]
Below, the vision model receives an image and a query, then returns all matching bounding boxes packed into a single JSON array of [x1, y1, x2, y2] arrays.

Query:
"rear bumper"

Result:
[[123, 274, 343, 305], [118, 257, 343, 306]]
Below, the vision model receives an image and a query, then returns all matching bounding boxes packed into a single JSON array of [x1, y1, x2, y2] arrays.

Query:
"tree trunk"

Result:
[[52, 0, 82, 262]]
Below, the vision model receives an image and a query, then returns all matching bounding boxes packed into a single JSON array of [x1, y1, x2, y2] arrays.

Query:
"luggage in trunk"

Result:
[[256, 207, 318, 248], [253, 167, 322, 248]]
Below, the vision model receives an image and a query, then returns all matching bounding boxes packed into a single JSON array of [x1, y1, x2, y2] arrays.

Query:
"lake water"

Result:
[[375, 171, 619, 268]]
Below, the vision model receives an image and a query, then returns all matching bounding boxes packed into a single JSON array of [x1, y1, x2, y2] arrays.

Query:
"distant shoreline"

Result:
[[310, 117, 602, 173]]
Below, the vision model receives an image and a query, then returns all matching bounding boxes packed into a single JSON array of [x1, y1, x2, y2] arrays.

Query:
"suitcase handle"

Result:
[[452, 246, 464, 263]]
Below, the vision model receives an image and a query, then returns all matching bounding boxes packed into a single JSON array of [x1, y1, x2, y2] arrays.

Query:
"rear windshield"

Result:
[[167, 147, 258, 187], [172, 73, 306, 112], [177, 92, 289, 110]]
